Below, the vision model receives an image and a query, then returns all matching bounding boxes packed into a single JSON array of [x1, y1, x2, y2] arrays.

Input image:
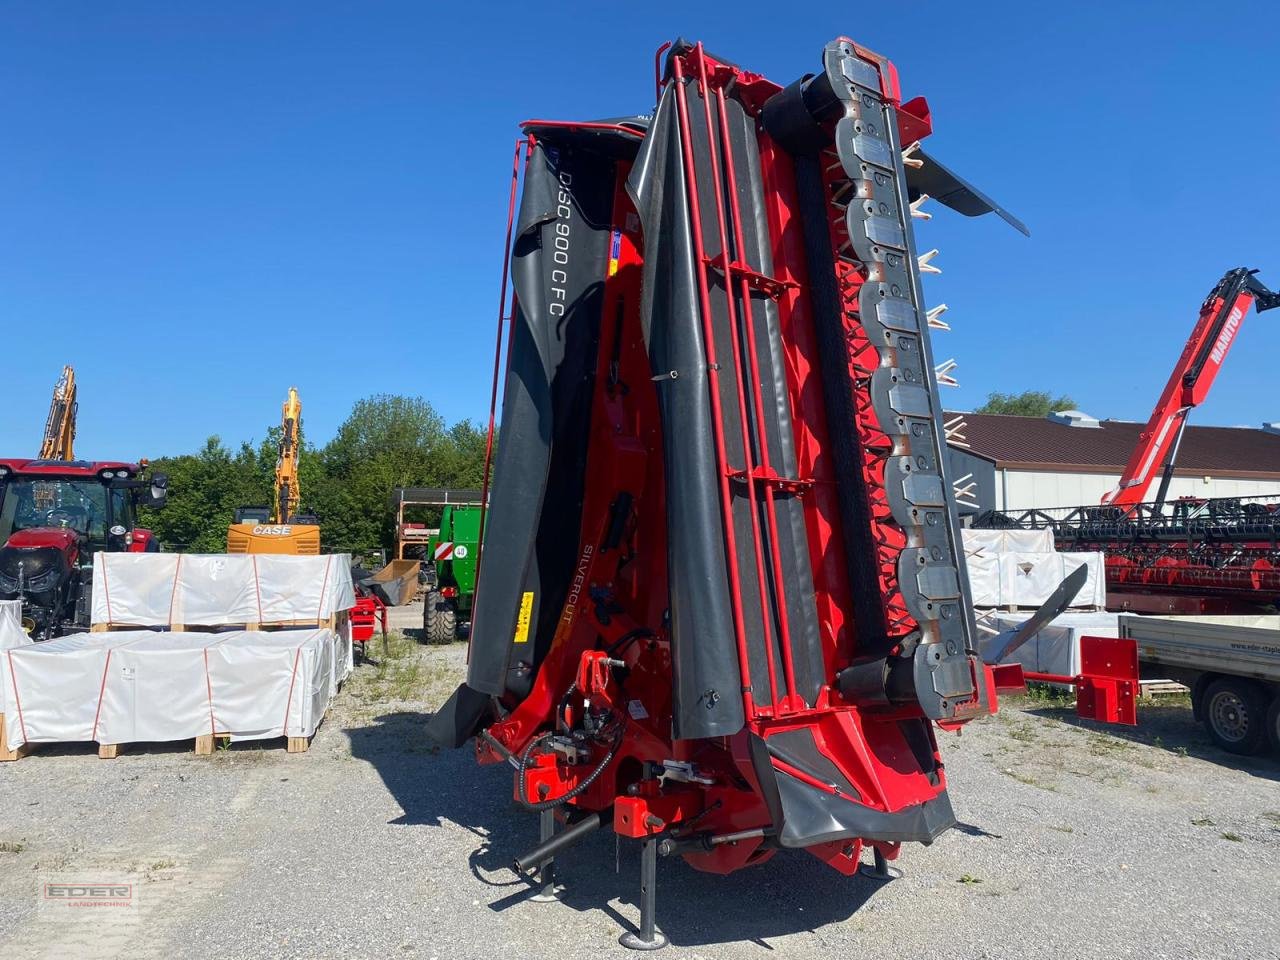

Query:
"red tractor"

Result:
[[0, 459, 168, 638]]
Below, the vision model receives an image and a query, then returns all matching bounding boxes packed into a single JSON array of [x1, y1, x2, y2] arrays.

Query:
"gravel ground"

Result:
[[2, 603, 1277, 960]]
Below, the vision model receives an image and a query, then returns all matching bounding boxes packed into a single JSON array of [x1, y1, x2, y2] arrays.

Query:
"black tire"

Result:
[[424, 590, 458, 644], [1202, 678, 1269, 756], [1266, 695, 1280, 756]]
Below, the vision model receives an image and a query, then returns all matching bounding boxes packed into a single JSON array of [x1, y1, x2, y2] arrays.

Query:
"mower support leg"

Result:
[[859, 846, 903, 882], [530, 809, 561, 902], [619, 837, 667, 951]]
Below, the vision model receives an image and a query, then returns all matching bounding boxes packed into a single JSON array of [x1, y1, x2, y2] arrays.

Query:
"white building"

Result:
[[946, 412, 1280, 514]]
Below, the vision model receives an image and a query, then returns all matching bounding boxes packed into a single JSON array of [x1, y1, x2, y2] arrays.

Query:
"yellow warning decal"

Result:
[[514, 591, 534, 644], [607, 229, 621, 277]]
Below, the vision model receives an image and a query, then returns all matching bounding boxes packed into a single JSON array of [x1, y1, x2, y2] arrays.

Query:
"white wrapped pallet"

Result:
[[966, 554, 1003, 607], [3, 553, 355, 755], [962, 528, 1055, 556], [96, 632, 216, 745], [91, 553, 182, 626], [966, 549, 1106, 610], [1066, 552, 1107, 609], [3, 632, 130, 749], [204, 630, 343, 742], [92, 553, 356, 627], [4, 628, 348, 751], [1002, 552, 1106, 609], [0, 599, 34, 715]]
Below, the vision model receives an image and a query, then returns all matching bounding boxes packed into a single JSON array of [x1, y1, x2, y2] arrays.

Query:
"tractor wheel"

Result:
[[424, 590, 458, 644], [1266, 695, 1280, 756], [1202, 678, 1269, 756]]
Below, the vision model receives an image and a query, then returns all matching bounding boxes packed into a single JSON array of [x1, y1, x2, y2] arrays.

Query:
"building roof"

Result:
[[948, 413, 1280, 479]]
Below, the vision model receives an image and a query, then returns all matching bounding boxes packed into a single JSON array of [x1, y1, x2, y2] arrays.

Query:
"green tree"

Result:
[[139, 437, 270, 551], [975, 390, 1079, 418], [312, 395, 488, 553], [136, 395, 490, 554]]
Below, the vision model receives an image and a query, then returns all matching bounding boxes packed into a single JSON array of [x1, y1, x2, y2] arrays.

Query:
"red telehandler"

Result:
[[1103, 267, 1280, 510], [428, 37, 1139, 948], [977, 269, 1280, 613]]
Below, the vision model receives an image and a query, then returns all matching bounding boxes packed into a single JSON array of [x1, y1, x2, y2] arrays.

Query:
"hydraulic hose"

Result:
[[515, 717, 625, 812]]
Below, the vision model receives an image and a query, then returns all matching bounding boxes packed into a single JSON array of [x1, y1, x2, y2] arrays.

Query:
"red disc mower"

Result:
[[428, 36, 1137, 949]]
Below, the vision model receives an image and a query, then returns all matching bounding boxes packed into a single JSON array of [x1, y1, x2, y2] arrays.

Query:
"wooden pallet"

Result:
[[90, 612, 346, 634], [189, 729, 315, 755], [2, 719, 324, 763], [3, 592, 348, 762], [0, 716, 35, 762], [1139, 680, 1191, 697]]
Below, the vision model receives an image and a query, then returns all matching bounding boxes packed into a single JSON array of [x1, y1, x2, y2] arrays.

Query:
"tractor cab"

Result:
[[0, 459, 168, 638]]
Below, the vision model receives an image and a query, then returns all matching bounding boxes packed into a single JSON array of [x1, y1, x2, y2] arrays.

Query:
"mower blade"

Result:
[[906, 148, 1029, 237], [987, 564, 1088, 664]]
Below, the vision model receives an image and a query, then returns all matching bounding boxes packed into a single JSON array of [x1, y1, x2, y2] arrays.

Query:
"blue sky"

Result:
[[2, 2, 1277, 459]]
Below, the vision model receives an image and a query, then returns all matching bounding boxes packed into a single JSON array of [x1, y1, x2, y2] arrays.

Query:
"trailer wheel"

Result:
[[1202, 678, 1269, 756], [424, 590, 458, 644], [1266, 696, 1280, 755]]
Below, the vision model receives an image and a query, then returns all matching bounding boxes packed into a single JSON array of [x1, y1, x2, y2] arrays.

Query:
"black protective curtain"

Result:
[[466, 137, 614, 698], [628, 81, 824, 740]]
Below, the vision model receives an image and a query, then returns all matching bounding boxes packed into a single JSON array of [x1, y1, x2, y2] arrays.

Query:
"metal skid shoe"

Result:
[[858, 846, 903, 882], [618, 837, 668, 951]]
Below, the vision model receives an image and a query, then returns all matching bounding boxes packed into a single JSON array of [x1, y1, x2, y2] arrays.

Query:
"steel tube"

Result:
[[512, 810, 607, 874]]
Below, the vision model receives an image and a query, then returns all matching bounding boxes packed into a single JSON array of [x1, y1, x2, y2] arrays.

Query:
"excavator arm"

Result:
[[1103, 268, 1278, 510], [38, 365, 77, 462], [273, 387, 302, 524]]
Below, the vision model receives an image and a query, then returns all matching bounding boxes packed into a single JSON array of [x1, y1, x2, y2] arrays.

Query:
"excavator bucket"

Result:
[[428, 36, 1042, 946], [366, 559, 421, 607]]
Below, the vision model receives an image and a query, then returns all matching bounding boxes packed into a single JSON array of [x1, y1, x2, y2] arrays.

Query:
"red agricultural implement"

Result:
[[350, 587, 388, 660], [428, 37, 1138, 948]]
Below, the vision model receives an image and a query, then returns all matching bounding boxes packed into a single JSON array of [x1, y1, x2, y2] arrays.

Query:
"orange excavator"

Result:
[[1102, 268, 1279, 510], [226, 387, 321, 554]]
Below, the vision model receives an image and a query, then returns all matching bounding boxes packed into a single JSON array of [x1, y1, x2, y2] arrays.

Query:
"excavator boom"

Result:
[[37, 365, 77, 461], [274, 387, 303, 524]]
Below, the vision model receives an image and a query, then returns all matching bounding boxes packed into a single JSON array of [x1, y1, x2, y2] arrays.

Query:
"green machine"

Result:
[[423, 503, 482, 643]]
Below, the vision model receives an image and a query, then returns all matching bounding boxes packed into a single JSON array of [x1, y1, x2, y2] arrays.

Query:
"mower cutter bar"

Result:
[[762, 39, 983, 721]]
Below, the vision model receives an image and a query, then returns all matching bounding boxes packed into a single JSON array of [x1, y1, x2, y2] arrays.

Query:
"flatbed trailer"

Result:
[[1121, 614, 1280, 755]]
